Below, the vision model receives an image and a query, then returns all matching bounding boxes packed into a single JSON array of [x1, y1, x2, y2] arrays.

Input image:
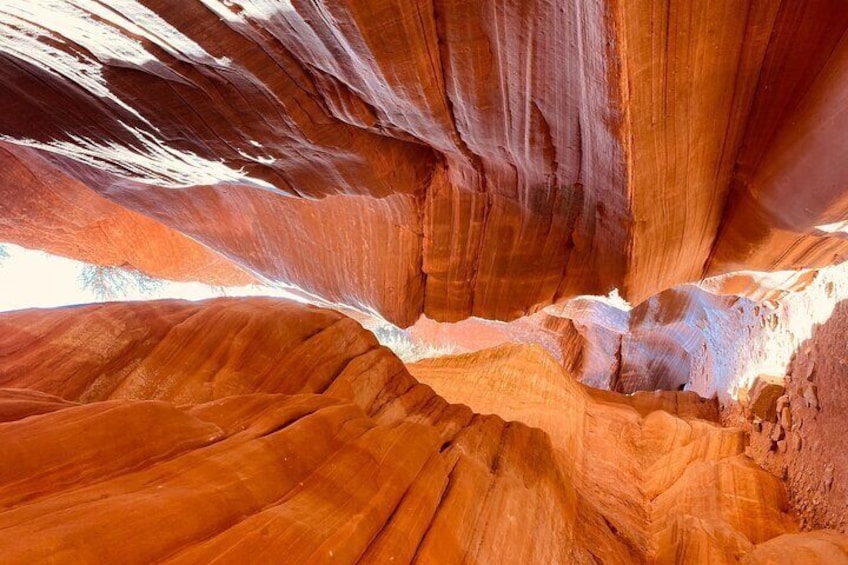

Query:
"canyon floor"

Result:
[[0, 299, 845, 563]]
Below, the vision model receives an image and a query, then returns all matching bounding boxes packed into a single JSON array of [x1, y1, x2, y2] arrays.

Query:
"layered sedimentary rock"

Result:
[[2, 2, 848, 324], [409, 295, 629, 389], [410, 262, 848, 403], [0, 298, 846, 563], [0, 142, 253, 286], [409, 345, 848, 563], [3, 1, 848, 562], [709, 2, 848, 276], [0, 299, 600, 563]]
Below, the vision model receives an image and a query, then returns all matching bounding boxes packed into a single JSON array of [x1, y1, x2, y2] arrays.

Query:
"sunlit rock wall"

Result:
[[410, 263, 848, 403], [1, 2, 847, 324], [1, 298, 846, 563]]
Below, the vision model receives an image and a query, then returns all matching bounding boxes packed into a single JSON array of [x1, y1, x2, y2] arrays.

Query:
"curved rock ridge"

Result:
[[0, 298, 846, 563], [410, 261, 848, 402], [409, 345, 848, 563], [409, 294, 630, 390], [708, 1, 848, 278], [1, 2, 848, 324], [0, 141, 254, 286], [0, 299, 599, 563]]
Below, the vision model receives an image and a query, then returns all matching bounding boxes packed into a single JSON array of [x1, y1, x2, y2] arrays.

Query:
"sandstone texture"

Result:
[[409, 295, 629, 389], [0, 299, 589, 563], [410, 263, 848, 402], [0, 298, 844, 563], [1, 2, 848, 324], [0, 142, 254, 286], [728, 299, 848, 535], [3, 1, 848, 562]]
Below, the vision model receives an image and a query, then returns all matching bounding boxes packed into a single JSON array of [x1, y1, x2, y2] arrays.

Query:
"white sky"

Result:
[[0, 242, 306, 312]]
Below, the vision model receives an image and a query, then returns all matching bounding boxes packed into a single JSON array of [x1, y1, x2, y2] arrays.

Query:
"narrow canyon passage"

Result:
[[0, 298, 844, 563], [1, 1, 848, 563]]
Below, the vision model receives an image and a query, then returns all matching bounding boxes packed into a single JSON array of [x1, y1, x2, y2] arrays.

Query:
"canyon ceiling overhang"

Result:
[[1, 1, 848, 326]]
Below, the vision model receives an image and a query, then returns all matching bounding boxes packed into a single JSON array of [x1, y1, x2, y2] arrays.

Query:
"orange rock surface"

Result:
[[410, 345, 848, 563], [708, 2, 848, 277], [409, 296, 628, 389], [3, 2, 848, 561], [0, 299, 584, 563], [0, 298, 846, 563], [0, 142, 253, 286], [1, 2, 847, 323], [410, 265, 848, 402], [729, 299, 848, 535]]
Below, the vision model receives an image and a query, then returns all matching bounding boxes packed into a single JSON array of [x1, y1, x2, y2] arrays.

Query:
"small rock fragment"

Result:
[[777, 440, 787, 453], [824, 464, 835, 490], [748, 375, 786, 421], [804, 361, 816, 381], [780, 407, 793, 430], [791, 433, 803, 451], [770, 424, 785, 442], [803, 384, 819, 410]]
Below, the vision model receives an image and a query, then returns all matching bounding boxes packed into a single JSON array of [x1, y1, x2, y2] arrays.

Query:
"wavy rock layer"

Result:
[[0, 298, 846, 563], [0, 299, 593, 564], [0, 141, 253, 286], [411, 263, 848, 402], [709, 2, 848, 277], [2, 2, 848, 324]]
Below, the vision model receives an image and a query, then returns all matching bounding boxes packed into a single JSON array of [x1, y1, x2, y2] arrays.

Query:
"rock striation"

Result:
[[410, 262, 848, 404], [0, 299, 594, 563], [0, 298, 846, 563], [2, 2, 848, 561], [1, 2, 848, 324], [0, 141, 253, 286]]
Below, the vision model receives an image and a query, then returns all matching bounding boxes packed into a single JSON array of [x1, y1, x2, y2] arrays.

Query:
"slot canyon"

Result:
[[1, 0, 848, 563]]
